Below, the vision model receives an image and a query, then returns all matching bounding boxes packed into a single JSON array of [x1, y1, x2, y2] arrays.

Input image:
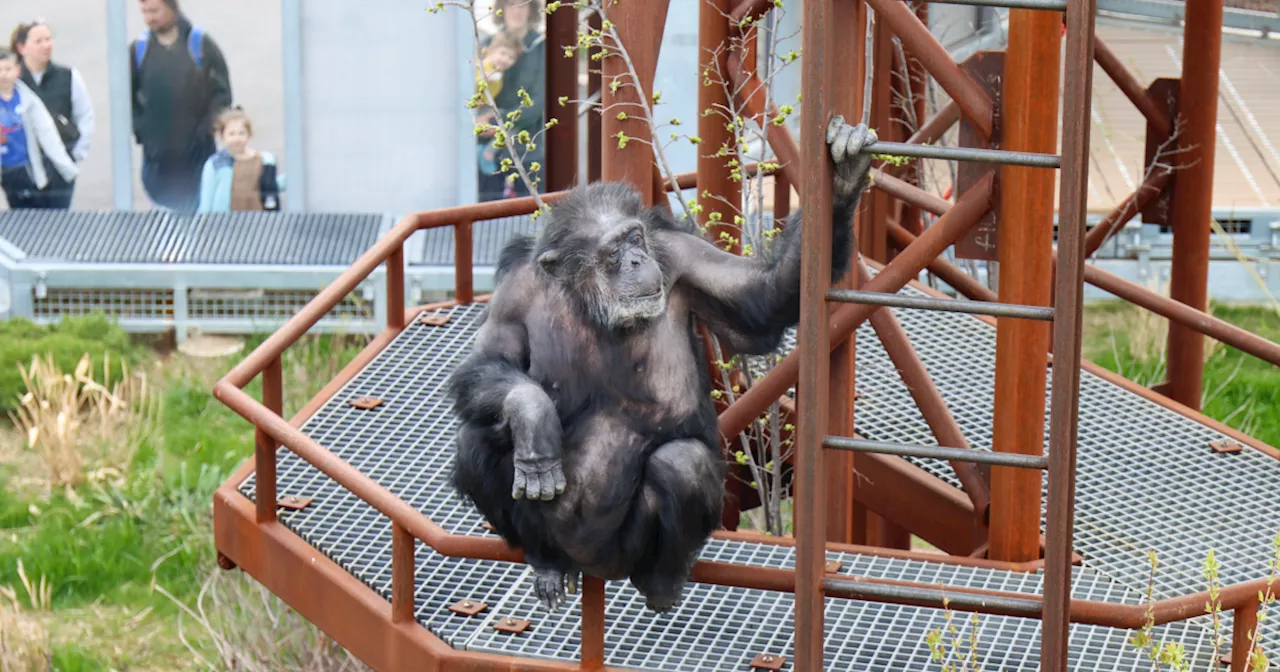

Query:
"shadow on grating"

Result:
[[234, 276, 1270, 669]]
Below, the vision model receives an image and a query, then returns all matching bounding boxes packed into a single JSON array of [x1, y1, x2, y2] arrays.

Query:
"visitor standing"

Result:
[[0, 49, 78, 209], [130, 0, 232, 213], [11, 20, 95, 209], [196, 107, 285, 213]]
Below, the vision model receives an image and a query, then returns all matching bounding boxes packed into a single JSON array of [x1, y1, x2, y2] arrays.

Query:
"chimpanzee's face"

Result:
[[595, 220, 665, 324]]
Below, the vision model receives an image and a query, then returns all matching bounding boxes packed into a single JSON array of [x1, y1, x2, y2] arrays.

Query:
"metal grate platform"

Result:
[[232, 289, 1280, 670], [0, 210, 387, 266]]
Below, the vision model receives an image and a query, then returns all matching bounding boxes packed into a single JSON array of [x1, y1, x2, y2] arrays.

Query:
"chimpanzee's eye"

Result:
[[629, 229, 643, 246], [608, 248, 620, 263]]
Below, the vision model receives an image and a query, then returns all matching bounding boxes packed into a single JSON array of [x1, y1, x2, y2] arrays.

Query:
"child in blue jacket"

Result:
[[196, 106, 284, 213]]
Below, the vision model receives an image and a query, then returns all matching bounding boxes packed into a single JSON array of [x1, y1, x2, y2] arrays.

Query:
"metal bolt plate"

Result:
[[448, 599, 489, 617], [750, 652, 786, 670], [1210, 439, 1244, 454], [349, 396, 384, 410], [825, 559, 843, 573], [493, 616, 530, 634], [419, 313, 452, 327], [277, 495, 313, 511]]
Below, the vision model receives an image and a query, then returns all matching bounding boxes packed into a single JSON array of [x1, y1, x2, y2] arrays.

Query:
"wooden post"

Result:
[[988, 9, 1061, 563]]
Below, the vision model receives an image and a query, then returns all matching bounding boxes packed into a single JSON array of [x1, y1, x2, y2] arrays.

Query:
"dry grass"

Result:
[[0, 571, 52, 671], [153, 569, 372, 672], [6, 353, 159, 492]]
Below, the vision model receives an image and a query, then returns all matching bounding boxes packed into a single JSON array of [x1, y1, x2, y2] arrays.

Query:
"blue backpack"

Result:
[[133, 26, 205, 69]]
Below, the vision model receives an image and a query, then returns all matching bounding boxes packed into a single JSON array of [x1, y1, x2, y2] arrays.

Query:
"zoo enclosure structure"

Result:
[[210, 1, 1280, 671]]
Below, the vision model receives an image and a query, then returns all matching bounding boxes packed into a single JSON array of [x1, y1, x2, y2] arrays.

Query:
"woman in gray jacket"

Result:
[[0, 48, 77, 209]]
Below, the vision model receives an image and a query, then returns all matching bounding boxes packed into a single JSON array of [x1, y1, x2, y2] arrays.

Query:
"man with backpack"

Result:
[[130, 0, 231, 213]]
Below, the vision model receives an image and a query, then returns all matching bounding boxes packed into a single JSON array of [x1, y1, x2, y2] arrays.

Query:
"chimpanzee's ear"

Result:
[[536, 249, 560, 275]]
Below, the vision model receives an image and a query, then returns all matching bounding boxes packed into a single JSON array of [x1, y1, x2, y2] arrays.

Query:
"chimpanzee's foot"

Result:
[[532, 567, 571, 611]]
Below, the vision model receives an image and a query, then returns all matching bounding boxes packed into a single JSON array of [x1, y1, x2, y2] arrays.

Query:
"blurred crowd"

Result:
[[1, 0, 282, 214]]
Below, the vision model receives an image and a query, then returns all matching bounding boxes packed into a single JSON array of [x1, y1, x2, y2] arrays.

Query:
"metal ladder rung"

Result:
[[823, 436, 1050, 469], [926, 0, 1067, 10], [860, 141, 1062, 169], [825, 289, 1055, 321], [822, 577, 1046, 616]]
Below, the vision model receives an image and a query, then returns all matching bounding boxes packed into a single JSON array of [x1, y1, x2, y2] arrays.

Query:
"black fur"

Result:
[[446, 120, 878, 612]]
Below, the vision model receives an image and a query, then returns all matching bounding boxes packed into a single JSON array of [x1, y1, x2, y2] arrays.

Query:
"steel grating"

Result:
[[229, 288, 1273, 670], [187, 289, 374, 322], [0, 210, 386, 265], [410, 215, 539, 267], [33, 288, 175, 319]]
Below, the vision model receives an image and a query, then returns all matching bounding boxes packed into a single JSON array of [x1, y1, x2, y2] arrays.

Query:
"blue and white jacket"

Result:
[[196, 149, 286, 213]]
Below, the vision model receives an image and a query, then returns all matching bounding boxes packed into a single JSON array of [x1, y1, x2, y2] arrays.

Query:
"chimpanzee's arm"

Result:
[[447, 239, 566, 501], [652, 118, 878, 355]]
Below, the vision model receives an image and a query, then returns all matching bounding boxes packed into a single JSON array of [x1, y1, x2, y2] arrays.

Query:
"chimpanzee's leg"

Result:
[[626, 439, 725, 612]]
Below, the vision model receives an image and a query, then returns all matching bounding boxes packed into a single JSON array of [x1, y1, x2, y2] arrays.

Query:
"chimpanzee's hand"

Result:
[[505, 385, 566, 501], [826, 116, 879, 200]]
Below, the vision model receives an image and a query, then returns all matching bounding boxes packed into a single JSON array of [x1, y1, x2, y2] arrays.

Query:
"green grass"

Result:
[[1082, 300, 1280, 448]]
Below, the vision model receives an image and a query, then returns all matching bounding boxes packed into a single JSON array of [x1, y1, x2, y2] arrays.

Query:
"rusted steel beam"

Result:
[[582, 576, 606, 670], [907, 100, 961, 148], [391, 522, 415, 623], [255, 355, 282, 524], [1166, 0, 1224, 412], [718, 174, 994, 441], [988, 8, 1060, 565], [455, 221, 474, 305], [1230, 599, 1261, 672], [794, 0, 836, 661], [862, 11, 895, 263], [1042, 0, 1096, 666], [826, 0, 863, 546], [546, 4, 580, 191], [728, 0, 772, 26], [872, 169, 951, 216], [849, 452, 985, 555], [1083, 264, 1280, 367], [601, 0, 669, 197], [698, 0, 742, 250], [1094, 36, 1171, 139], [885, 221, 998, 302], [387, 247, 405, 329], [773, 172, 791, 222], [856, 261, 990, 515], [1083, 168, 1173, 258], [863, 0, 994, 138]]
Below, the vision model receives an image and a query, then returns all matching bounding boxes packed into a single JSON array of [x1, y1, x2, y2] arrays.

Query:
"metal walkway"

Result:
[[232, 277, 1280, 670]]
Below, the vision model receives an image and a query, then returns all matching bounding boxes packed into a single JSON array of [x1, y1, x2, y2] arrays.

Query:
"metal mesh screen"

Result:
[[228, 289, 1265, 670], [0, 210, 384, 265], [187, 289, 374, 321], [413, 215, 539, 267], [33, 288, 174, 319]]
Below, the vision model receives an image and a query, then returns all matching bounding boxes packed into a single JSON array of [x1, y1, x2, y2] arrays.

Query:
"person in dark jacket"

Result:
[[130, 0, 232, 213], [11, 20, 95, 209]]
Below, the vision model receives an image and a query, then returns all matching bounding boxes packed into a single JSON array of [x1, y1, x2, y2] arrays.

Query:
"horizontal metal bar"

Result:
[[825, 289, 1056, 321], [929, 0, 1067, 9], [863, 141, 1062, 168], [822, 578, 1046, 617], [823, 437, 1050, 469]]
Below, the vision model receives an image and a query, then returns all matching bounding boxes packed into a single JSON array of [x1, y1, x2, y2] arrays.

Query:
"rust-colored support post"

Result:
[[587, 12, 602, 183], [861, 12, 894, 264], [698, 0, 741, 249], [826, 0, 863, 547], [1042, 0, 1096, 667], [601, 0, 669, 196], [387, 246, 405, 330], [454, 221, 474, 305], [988, 9, 1061, 564], [391, 522, 415, 624], [581, 575, 606, 670], [1165, 0, 1224, 412], [546, 4, 580, 191], [255, 356, 283, 523], [1229, 598, 1261, 672], [1083, 169, 1172, 258], [899, 6, 930, 239], [794, 0, 835, 665], [772, 173, 791, 223]]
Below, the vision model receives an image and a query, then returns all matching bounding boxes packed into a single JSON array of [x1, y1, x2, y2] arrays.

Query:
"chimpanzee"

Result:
[[446, 117, 878, 613]]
